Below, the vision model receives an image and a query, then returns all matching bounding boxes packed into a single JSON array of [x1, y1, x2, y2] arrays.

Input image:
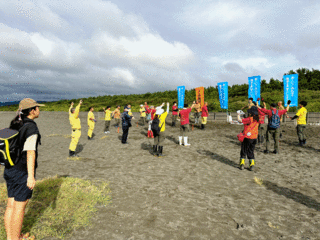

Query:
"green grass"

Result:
[[0, 176, 111, 239], [1, 89, 320, 112]]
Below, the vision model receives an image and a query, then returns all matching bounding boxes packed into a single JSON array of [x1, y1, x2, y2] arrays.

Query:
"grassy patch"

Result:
[[0, 175, 111, 239]]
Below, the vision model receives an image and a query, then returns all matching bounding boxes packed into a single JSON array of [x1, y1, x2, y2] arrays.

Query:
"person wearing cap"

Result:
[[178, 103, 195, 146], [147, 106, 156, 138], [4, 98, 44, 240], [112, 105, 121, 128], [103, 106, 112, 133], [121, 105, 134, 144], [69, 100, 82, 157], [289, 101, 308, 146], [257, 102, 290, 154], [237, 106, 259, 171], [171, 101, 178, 127], [201, 102, 209, 130], [139, 104, 147, 125], [87, 106, 96, 140], [152, 102, 169, 156]]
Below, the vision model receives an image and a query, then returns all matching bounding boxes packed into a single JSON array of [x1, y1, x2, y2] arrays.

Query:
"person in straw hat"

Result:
[[4, 98, 44, 240]]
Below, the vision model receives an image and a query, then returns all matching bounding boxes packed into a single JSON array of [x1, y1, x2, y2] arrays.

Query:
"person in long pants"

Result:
[[289, 101, 308, 146], [87, 106, 96, 140], [69, 100, 82, 156], [121, 106, 134, 144], [153, 103, 169, 156], [237, 106, 260, 171]]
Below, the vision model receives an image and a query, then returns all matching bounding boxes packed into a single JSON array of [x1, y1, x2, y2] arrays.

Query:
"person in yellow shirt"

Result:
[[112, 105, 121, 128], [289, 101, 308, 146], [103, 106, 112, 134], [127, 104, 133, 116], [69, 100, 82, 157], [139, 104, 146, 125], [87, 106, 96, 140], [152, 102, 169, 157]]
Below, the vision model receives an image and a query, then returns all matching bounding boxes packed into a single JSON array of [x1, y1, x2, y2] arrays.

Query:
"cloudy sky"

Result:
[[1, 0, 320, 102]]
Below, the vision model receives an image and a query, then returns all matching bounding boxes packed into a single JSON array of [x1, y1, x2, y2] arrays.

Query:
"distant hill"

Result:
[[1, 68, 320, 112]]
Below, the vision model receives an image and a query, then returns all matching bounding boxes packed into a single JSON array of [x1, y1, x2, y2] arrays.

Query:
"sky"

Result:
[[1, 0, 320, 102]]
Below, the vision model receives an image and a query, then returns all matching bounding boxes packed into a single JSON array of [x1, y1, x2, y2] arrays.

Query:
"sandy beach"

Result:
[[0, 111, 320, 240]]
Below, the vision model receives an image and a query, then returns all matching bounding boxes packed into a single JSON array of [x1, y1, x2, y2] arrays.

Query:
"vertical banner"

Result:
[[195, 86, 204, 107], [177, 86, 185, 109], [283, 74, 298, 107], [217, 82, 228, 109], [248, 76, 261, 105]]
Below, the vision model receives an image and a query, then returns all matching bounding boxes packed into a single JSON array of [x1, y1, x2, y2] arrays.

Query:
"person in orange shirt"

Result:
[[237, 106, 260, 171]]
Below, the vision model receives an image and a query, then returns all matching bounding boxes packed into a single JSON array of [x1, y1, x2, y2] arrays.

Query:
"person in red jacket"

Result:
[[237, 106, 260, 171], [171, 101, 178, 127], [201, 102, 209, 129], [258, 101, 267, 143], [178, 103, 195, 146], [257, 101, 290, 154], [147, 106, 156, 138]]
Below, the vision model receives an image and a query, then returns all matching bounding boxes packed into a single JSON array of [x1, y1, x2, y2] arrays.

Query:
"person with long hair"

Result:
[[4, 98, 44, 240], [237, 106, 260, 171]]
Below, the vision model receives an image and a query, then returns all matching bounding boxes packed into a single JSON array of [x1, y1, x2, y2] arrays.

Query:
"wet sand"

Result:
[[1, 111, 320, 240]]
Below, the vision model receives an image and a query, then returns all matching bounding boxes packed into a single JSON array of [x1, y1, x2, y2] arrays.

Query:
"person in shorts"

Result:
[[4, 98, 44, 240]]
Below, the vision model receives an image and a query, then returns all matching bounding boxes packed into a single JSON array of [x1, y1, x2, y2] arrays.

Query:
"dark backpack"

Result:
[[269, 110, 280, 129], [0, 128, 21, 167], [151, 118, 163, 136]]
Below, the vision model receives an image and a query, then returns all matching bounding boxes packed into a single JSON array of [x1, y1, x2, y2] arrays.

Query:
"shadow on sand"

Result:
[[263, 180, 320, 212], [197, 150, 239, 169]]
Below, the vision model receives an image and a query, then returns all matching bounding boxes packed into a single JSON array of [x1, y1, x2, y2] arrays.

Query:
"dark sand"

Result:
[[0, 111, 320, 240]]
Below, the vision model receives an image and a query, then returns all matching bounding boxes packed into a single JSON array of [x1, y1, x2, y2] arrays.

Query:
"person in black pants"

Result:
[[121, 106, 134, 144], [237, 106, 260, 171]]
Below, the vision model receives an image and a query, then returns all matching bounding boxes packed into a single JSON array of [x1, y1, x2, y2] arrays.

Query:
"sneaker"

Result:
[[264, 150, 270, 154], [104, 132, 108, 134], [272, 150, 278, 154]]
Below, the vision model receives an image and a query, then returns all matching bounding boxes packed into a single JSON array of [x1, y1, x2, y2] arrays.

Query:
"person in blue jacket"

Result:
[[121, 105, 134, 144]]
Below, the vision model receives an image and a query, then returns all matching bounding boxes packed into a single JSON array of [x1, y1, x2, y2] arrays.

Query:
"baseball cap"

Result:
[[19, 98, 45, 110]]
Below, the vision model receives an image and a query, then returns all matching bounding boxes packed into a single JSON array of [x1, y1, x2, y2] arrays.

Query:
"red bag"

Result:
[[237, 132, 245, 142]]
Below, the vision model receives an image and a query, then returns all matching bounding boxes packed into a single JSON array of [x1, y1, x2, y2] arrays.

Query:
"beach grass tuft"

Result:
[[0, 175, 111, 239]]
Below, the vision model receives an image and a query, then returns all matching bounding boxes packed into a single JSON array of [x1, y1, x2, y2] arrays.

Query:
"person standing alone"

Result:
[[69, 100, 82, 156], [87, 106, 96, 140], [4, 98, 44, 240]]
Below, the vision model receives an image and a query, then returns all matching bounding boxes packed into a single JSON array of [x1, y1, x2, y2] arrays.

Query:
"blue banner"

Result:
[[248, 76, 261, 105], [218, 82, 228, 109], [177, 86, 185, 109], [283, 74, 298, 107]]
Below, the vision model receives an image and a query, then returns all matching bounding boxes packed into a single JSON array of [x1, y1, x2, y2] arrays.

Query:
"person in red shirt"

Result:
[[172, 101, 178, 127], [201, 102, 209, 130], [178, 103, 195, 146], [258, 101, 267, 143], [237, 106, 260, 171], [147, 106, 156, 138], [257, 101, 290, 154]]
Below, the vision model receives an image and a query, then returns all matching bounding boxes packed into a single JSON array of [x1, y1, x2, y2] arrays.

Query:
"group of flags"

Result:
[[177, 74, 299, 109]]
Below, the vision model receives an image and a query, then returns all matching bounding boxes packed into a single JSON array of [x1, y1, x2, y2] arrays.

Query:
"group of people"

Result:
[[67, 100, 210, 157], [1, 96, 309, 240], [238, 97, 308, 171]]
